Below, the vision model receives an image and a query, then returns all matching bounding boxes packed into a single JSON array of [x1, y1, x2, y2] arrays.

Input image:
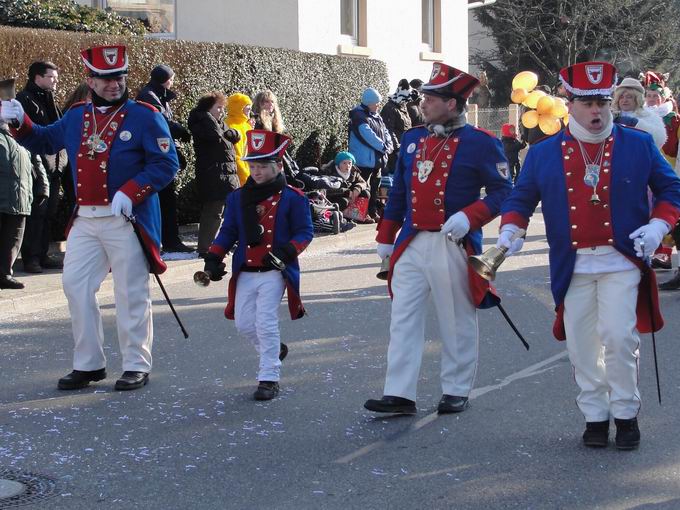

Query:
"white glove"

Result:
[[629, 219, 669, 258], [441, 211, 470, 240], [1, 99, 24, 125], [377, 243, 394, 260], [495, 224, 524, 256], [111, 191, 133, 217]]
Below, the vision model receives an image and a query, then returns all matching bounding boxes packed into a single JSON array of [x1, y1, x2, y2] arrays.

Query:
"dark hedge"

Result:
[[0, 25, 389, 228], [0, 0, 146, 35]]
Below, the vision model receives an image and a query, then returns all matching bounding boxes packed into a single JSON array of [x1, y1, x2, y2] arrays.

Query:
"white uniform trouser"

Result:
[[563, 269, 641, 421], [62, 215, 152, 373], [234, 270, 286, 382], [384, 231, 478, 401]]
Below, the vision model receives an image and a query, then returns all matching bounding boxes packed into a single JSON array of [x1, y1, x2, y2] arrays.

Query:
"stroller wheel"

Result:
[[331, 211, 341, 235]]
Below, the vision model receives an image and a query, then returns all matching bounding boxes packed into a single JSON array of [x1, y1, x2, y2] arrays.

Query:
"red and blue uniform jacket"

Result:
[[501, 125, 680, 339], [13, 100, 179, 273], [209, 185, 313, 320], [376, 124, 513, 309]]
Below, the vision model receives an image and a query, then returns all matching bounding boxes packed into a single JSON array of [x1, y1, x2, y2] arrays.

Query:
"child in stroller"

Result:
[[281, 151, 353, 234]]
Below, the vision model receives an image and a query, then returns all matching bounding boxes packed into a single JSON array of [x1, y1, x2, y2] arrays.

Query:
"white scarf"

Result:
[[568, 111, 613, 143], [335, 166, 351, 180], [645, 102, 673, 118]]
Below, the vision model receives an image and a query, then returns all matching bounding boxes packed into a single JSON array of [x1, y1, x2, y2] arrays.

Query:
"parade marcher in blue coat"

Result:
[[499, 62, 680, 450], [1, 45, 179, 392], [364, 63, 512, 415], [203, 130, 313, 401]]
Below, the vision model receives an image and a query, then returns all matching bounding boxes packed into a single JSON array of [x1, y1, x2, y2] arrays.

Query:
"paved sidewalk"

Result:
[[0, 223, 377, 320]]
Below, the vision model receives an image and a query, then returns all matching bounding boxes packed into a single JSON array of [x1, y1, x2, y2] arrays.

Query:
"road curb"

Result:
[[2, 225, 377, 321]]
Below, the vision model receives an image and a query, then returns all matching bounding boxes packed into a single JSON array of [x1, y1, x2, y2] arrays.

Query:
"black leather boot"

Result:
[[659, 270, 680, 291], [58, 368, 107, 390], [114, 371, 149, 391], [437, 395, 469, 414], [614, 418, 640, 450], [364, 396, 416, 414], [582, 420, 609, 447], [254, 381, 280, 400]]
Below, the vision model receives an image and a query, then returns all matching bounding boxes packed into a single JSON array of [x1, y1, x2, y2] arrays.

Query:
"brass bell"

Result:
[[468, 228, 526, 281], [376, 255, 390, 280], [193, 270, 211, 287]]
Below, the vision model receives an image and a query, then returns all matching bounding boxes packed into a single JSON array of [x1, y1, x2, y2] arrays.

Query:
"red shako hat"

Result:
[[421, 62, 479, 100], [559, 61, 617, 100], [242, 130, 291, 162], [81, 45, 128, 78]]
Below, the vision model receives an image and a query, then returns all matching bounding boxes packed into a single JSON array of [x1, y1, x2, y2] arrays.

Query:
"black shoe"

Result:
[[437, 395, 469, 414], [0, 275, 25, 289], [114, 371, 149, 391], [40, 255, 63, 269], [254, 381, 279, 400], [279, 343, 288, 361], [582, 420, 609, 447], [659, 272, 680, 290], [364, 395, 416, 414], [651, 255, 672, 270], [614, 418, 640, 450], [58, 368, 107, 390], [22, 260, 43, 273], [163, 242, 194, 253]]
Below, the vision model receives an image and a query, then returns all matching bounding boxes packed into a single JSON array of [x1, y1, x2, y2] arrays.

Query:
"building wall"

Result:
[[175, 0, 299, 49], [74, 0, 470, 91]]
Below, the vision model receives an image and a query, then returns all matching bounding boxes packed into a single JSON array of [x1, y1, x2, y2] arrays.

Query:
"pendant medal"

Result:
[[417, 160, 435, 183], [584, 164, 601, 205]]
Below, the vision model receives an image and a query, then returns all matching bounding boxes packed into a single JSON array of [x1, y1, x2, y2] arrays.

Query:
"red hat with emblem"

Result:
[[81, 45, 128, 78], [559, 61, 617, 101], [421, 62, 479, 100], [242, 130, 291, 162]]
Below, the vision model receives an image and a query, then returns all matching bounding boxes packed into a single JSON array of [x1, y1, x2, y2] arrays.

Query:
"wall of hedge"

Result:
[[0, 25, 389, 226]]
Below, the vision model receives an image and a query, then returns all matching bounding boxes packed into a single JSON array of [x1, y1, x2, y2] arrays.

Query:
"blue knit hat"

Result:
[[361, 87, 382, 105], [334, 151, 355, 166]]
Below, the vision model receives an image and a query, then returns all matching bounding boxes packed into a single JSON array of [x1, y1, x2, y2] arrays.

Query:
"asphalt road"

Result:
[[2, 216, 680, 509]]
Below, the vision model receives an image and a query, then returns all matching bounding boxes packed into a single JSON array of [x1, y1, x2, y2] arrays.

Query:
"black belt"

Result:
[[241, 266, 274, 273]]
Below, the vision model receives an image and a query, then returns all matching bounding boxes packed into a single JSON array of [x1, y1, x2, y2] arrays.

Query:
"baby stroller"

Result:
[[307, 190, 342, 235]]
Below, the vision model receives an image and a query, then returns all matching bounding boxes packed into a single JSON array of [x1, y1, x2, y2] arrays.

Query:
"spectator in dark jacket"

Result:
[[188, 92, 241, 256], [318, 151, 369, 211], [16, 61, 67, 273], [500, 123, 527, 183], [137, 64, 193, 253], [380, 79, 412, 175], [348, 87, 393, 222], [0, 122, 48, 288], [407, 79, 424, 126]]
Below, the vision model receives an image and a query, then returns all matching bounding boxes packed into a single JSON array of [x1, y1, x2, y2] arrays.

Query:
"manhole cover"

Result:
[[0, 468, 58, 508]]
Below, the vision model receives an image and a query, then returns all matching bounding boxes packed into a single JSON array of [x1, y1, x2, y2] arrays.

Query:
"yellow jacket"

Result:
[[226, 93, 253, 185]]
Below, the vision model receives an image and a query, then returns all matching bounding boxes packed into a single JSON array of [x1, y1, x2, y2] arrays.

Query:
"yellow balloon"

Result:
[[523, 90, 546, 109], [536, 95, 555, 115], [562, 114, 569, 125], [550, 98, 568, 118], [521, 110, 539, 129], [538, 114, 562, 135], [512, 71, 539, 92], [511, 88, 529, 104]]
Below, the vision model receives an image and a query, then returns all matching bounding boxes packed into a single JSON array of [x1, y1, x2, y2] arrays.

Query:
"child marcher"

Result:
[[501, 123, 527, 183], [202, 130, 313, 401]]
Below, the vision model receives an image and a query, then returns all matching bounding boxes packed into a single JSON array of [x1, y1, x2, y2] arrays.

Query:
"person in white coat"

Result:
[[613, 77, 667, 149]]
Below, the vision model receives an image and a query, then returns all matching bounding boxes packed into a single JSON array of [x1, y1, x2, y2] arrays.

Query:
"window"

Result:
[[422, 0, 434, 48], [341, 0, 359, 42], [105, 0, 176, 37]]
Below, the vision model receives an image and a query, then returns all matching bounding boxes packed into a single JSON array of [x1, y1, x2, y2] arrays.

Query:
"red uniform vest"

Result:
[[244, 191, 282, 267], [74, 106, 127, 206], [409, 133, 461, 230], [561, 135, 615, 249]]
